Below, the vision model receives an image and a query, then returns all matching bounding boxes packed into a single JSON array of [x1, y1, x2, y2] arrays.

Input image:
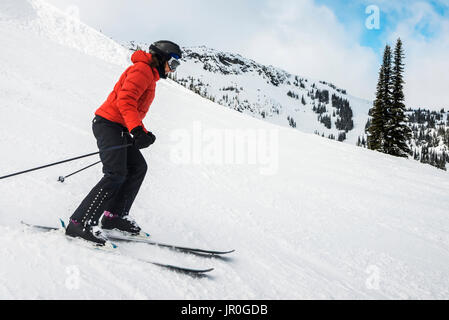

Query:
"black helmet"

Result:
[[149, 40, 182, 60]]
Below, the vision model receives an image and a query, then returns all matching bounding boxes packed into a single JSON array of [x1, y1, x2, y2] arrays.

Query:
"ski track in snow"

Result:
[[1, 0, 449, 299]]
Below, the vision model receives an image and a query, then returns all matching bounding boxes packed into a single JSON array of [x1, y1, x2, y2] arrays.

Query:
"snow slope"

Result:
[[1, 0, 449, 299], [177, 46, 372, 144], [128, 43, 449, 171]]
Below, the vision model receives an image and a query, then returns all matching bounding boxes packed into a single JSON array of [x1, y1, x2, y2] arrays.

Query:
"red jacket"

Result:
[[95, 50, 160, 132]]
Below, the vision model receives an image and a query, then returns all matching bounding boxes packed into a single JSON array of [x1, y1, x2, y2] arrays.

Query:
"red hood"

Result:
[[131, 50, 160, 81]]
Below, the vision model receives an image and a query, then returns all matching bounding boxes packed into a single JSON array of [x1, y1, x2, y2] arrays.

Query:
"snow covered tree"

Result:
[[301, 95, 306, 105]]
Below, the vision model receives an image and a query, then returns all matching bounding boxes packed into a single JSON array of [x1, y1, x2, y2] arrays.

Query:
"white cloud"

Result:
[[44, 0, 379, 99], [44, 0, 265, 49], [388, 1, 449, 109], [43, 0, 449, 108], [241, 0, 379, 100]]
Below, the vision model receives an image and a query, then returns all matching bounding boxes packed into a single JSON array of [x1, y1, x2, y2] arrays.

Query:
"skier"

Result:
[[65, 40, 182, 246]]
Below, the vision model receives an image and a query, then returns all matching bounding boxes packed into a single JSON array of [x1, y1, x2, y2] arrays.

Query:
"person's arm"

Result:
[[116, 66, 152, 132]]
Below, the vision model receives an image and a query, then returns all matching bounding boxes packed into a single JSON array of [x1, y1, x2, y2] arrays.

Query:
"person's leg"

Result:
[[105, 135, 147, 217], [70, 118, 128, 226]]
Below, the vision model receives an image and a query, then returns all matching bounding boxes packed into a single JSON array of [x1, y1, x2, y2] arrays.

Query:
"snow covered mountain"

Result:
[[359, 108, 449, 170], [127, 42, 372, 145], [1, 0, 449, 299], [125, 42, 449, 171]]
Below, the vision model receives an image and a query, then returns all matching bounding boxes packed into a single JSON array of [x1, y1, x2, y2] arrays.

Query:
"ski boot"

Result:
[[100, 211, 142, 236], [65, 219, 108, 247]]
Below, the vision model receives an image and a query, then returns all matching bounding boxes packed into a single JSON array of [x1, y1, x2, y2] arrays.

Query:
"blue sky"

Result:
[[316, 0, 388, 53], [46, 0, 449, 108], [316, 0, 449, 54]]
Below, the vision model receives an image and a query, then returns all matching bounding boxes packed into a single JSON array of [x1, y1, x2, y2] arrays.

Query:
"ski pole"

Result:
[[0, 144, 132, 180], [58, 160, 102, 183]]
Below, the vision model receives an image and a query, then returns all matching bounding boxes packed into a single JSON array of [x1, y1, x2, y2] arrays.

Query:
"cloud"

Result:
[[44, 0, 380, 99], [388, 1, 449, 109], [241, 0, 379, 100], [43, 0, 449, 108], [45, 0, 267, 53]]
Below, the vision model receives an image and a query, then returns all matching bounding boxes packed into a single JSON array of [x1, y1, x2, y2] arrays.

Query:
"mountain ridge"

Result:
[[125, 41, 449, 170]]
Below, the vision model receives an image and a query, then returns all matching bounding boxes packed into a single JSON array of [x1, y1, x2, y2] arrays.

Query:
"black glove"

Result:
[[147, 131, 156, 145], [131, 126, 154, 149]]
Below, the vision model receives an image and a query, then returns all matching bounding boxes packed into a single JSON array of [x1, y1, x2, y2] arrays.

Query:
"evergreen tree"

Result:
[[381, 45, 394, 152], [368, 45, 392, 151], [386, 38, 412, 157]]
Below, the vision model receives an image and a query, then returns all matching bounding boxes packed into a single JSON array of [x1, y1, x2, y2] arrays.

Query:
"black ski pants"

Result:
[[70, 116, 147, 226]]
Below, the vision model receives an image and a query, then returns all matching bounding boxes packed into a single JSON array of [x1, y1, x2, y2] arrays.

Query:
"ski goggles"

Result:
[[167, 53, 181, 71]]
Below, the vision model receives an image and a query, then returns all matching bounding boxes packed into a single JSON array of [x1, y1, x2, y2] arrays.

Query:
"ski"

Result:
[[103, 229, 235, 256], [21, 221, 234, 256], [134, 258, 214, 275], [21, 220, 214, 276], [21, 221, 59, 232]]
